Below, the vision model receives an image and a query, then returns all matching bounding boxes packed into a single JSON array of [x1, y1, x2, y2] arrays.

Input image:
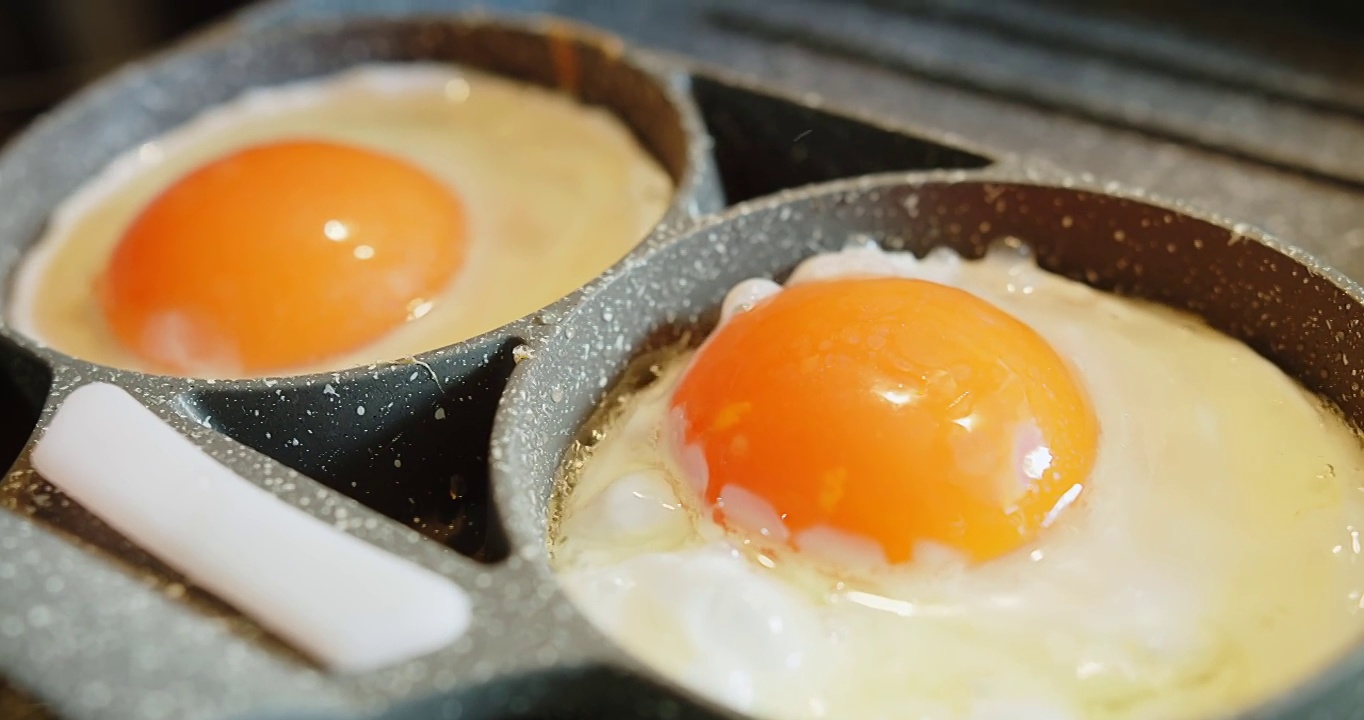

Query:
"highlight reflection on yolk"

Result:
[[669, 277, 1099, 563], [100, 140, 465, 375]]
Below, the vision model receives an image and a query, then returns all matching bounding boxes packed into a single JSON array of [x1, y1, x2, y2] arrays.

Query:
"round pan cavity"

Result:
[[0, 16, 721, 555], [491, 172, 1364, 720], [0, 16, 722, 719], [0, 14, 721, 360]]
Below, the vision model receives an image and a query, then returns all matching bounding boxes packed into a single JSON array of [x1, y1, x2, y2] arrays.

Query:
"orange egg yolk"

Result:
[[99, 140, 466, 375], [668, 277, 1099, 564]]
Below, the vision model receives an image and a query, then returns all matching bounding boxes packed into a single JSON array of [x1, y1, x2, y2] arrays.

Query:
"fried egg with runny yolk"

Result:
[[551, 241, 1364, 720], [100, 140, 466, 374], [10, 64, 672, 377], [669, 274, 1098, 564]]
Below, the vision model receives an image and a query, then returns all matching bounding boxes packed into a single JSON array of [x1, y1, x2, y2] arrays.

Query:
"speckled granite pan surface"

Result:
[[2, 1, 1364, 719]]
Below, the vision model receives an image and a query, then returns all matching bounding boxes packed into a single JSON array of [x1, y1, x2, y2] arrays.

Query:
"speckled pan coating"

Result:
[[0, 11, 1361, 720]]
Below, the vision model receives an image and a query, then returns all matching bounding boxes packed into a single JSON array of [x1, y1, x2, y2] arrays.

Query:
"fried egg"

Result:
[[9, 63, 672, 377], [551, 241, 1364, 720]]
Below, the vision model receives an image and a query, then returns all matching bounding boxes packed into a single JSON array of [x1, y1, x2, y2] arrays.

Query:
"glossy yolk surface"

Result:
[[99, 140, 465, 375], [669, 277, 1099, 563]]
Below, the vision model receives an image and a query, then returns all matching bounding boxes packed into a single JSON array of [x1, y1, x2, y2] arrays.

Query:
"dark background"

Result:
[[0, 0, 248, 141], [0, 0, 1358, 149], [1, 0, 1363, 148]]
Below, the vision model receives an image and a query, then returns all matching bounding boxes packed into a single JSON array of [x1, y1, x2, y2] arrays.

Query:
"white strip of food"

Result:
[[31, 382, 471, 673]]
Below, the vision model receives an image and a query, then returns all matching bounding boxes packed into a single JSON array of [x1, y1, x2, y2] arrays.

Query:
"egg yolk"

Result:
[[99, 140, 466, 375], [668, 277, 1099, 563]]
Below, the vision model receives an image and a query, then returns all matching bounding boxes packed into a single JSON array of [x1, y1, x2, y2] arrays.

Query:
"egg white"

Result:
[[551, 242, 1364, 720], [9, 63, 672, 377]]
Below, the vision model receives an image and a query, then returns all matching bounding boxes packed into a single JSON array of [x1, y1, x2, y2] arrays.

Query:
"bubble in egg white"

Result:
[[571, 470, 689, 545]]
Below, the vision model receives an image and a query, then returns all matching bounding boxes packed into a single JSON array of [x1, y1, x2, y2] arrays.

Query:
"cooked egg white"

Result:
[[10, 63, 672, 375], [551, 242, 1364, 720]]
